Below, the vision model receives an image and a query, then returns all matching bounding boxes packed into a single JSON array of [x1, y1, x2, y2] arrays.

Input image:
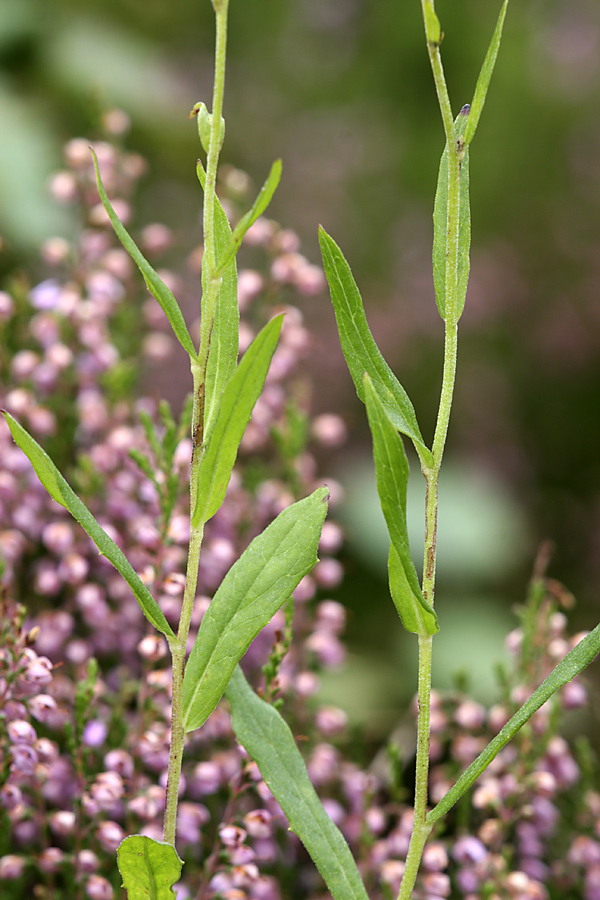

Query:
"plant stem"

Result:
[[397, 635, 433, 900], [162, 0, 230, 847], [397, 5, 463, 897]]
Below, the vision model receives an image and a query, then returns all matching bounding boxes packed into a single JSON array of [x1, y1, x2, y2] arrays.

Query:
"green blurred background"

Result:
[[1, 0, 599, 734]]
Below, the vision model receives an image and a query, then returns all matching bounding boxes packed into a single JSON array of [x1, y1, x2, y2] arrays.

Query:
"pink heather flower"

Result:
[[11, 350, 40, 380], [307, 744, 340, 785], [316, 600, 346, 634], [1, 784, 22, 810], [9, 744, 38, 776], [190, 760, 223, 796], [561, 679, 588, 709], [0, 855, 26, 880], [96, 820, 125, 852], [82, 720, 108, 748], [315, 705, 348, 737], [454, 699, 486, 730], [137, 635, 168, 662], [85, 874, 114, 900], [7, 720, 37, 744], [49, 810, 76, 837], [318, 521, 344, 554], [243, 809, 273, 839], [104, 749, 134, 778], [314, 558, 344, 589], [422, 841, 449, 872], [0, 290, 14, 316], [77, 850, 100, 874], [30, 279, 63, 310], [237, 270, 264, 310], [311, 413, 347, 447], [38, 847, 64, 873], [365, 806, 387, 836], [42, 521, 75, 554], [220, 825, 247, 847], [294, 670, 320, 697], [452, 835, 488, 865], [128, 794, 159, 820]]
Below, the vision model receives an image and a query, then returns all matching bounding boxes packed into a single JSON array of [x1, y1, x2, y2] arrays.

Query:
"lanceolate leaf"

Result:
[[464, 0, 509, 148], [432, 106, 471, 321], [92, 150, 198, 363], [364, 376, 438, 635], [196, 161, 239, 439], [215, 159, 282, 277], [3, 412, 178, 647], [427, 621, 600, 825], [227, 666, 370, 900], [183, 487, 329, 732], [192, 315, 283, 528], [117, 835, 183, 900], [319, 227, 432, 468]]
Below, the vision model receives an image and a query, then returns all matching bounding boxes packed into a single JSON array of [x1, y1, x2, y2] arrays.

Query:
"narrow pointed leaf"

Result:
[[427, 621, 600, 825], [464, 0, 509, 147], [364, 376, 438, 635], [432, 107, 471, 321], [196, 161, 239, 438], [92, 150, 198, 362], [183, 487, 329, 732], [3, 412, 177, 646], [117, 835, 183, 900], [215, 159, 282, 277], [192, 315, 283, 528], [227, 666, 369, 900], [319, 227, 432, 467]]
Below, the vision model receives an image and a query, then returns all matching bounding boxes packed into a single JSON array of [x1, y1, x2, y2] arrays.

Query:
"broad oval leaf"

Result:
[[319, 227, 432, 468], [427, 621, 600, 825], [432, 106, 471, 322], [464, 0, 509, 148], [183, 487, 329, 732], [2, 412, 178, 647], [117, 835, 183, 900], [92, 150, 198, 362], [227, 666, 369, 900], [192, 314, 283, 528], [364, 376, 438, 635]]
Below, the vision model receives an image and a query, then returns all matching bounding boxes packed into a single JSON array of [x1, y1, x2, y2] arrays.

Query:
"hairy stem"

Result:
[[162, 0, 230, 847], [398, 4, 463, 897]]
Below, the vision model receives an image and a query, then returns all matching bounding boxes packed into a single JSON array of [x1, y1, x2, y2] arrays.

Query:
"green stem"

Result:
[[397, 5, 463, 898], [397, 635, 434, 900], [197, 0, 230, 373], [162, 0, 230, 848]]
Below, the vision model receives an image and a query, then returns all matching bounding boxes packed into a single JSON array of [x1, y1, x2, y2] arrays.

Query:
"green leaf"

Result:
[[2, 412, 178, 647], [196, 161, 240, 439], [432, 107, 471, 321], [427, 621, 600, 825], [192, 315, 283, 528], [363, 376, 438, 636], [319, 227, 432, 468], [183, 487, 329, 732], [91, 149, 198, 362], [464, 0, 509, 148], [117, 835, 183, 900], [227, 666, 369, 900], [215, 159, 282, 277]]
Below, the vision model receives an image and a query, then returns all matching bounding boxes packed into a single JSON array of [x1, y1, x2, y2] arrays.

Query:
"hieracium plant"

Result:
[[2, 0, 599, 898]]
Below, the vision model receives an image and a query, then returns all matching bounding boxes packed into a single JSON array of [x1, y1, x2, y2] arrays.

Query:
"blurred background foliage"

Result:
[[1, 0, 599, 732]]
